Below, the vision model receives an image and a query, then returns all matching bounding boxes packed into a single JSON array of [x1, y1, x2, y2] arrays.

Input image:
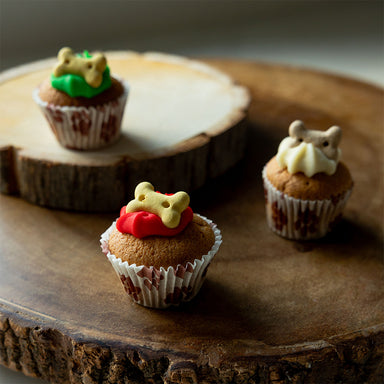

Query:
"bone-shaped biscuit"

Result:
[[53, 47, 107, 88], [126, 182, 190, 229], [288, 120, 341, 160]]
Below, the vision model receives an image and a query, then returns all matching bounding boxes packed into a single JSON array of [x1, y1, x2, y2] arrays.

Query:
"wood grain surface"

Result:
[[0, 59, 383, 384], [0, 52, 250, 212]]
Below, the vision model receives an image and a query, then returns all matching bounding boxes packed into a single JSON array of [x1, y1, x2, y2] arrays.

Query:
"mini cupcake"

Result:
[[100, 181, 222, 308], [263, 120, 353, 240], [33, 47, 129, 150]]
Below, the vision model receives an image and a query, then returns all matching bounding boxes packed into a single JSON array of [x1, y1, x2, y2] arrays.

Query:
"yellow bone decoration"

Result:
[[53, 47, 107, 88], [126, 182, 190, 229]]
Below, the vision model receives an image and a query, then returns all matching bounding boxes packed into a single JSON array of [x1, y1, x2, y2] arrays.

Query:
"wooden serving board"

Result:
[[0, 52, 250, 212], [0, 59, 383, 384]]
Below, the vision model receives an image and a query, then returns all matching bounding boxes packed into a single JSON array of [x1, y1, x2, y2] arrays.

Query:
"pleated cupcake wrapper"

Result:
[[100, 214, 222, 309], [262, 167, 352, 240], [32, 80, 129, 150]]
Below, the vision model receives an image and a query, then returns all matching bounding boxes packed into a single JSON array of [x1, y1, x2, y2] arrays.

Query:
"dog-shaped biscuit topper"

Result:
[[53, 47, 107, 88], [126, 182, 190, 229], [286, 120, 342, 161]]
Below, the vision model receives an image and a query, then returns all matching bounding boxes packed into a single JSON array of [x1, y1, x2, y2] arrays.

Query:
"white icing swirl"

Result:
[[276, 137, 341, 177]]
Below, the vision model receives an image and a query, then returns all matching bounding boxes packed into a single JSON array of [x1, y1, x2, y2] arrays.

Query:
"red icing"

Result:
[[116, 206, 193, 238]]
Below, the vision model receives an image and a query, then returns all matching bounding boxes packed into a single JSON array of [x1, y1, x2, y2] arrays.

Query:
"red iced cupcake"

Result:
[[100, 181, 222, 308]]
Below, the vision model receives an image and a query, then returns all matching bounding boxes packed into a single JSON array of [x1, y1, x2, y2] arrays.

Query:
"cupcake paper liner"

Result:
[[33, 80, 129, 150], [100, 214, 222, 309], [262, 167, 352, 240]]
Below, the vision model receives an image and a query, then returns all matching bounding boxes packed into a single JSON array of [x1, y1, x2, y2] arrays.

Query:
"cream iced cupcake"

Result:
[[263, 120, 353, 240], [33, 47, 128, 150], [100, 181, 222, 308]]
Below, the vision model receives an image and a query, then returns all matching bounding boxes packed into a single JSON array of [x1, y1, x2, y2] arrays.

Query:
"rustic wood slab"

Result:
[[0, 52, 250, 212], [0, 60, 383, 384]]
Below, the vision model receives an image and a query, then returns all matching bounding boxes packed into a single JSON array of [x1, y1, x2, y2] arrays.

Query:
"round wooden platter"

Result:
[[0, 52, 250, 212], [0, 59, 383, 384]]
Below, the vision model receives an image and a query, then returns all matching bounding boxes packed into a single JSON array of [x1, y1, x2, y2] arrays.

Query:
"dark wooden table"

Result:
[[0, 59, 383, 384]]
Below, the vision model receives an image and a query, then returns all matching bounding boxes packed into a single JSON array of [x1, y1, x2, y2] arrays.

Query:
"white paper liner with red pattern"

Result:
[[32, 80, 129, 150], [262, 166, 352, 240], [100, 214, 222, 309]]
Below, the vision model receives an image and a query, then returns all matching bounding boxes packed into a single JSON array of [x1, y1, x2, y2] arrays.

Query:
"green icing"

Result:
[[51, 51, 112, 98], [82, 50, 92, 59]]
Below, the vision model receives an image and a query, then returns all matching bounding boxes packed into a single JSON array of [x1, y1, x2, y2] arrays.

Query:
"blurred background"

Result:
[[0, 1, 382, 383], [1, 0, 383, 86]]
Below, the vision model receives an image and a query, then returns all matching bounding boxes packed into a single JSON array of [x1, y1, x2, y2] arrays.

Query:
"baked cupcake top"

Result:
[[266, 120, 353, 200], [39, 47, 124, 107], [108, 182, 215, 268]]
